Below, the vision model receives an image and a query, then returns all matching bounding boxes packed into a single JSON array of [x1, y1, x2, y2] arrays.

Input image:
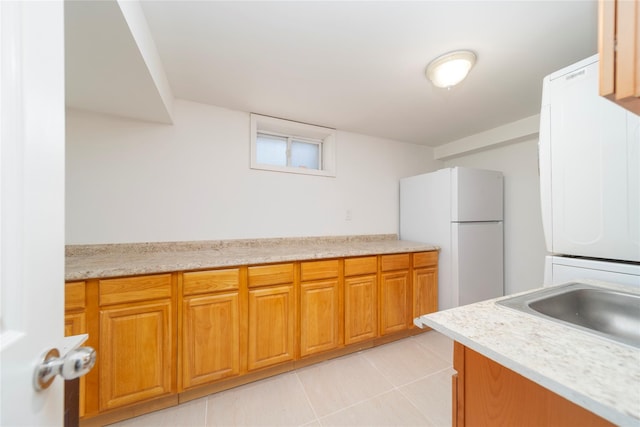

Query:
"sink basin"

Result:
[[497, 283, 640, 348]]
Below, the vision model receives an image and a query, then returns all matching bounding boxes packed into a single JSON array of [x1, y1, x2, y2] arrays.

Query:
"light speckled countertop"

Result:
[[415, 280, 640, 427], [65, 234, 438, 281]]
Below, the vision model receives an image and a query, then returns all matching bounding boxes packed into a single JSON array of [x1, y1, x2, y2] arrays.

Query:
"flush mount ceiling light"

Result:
[[426, 50, 477, 89]]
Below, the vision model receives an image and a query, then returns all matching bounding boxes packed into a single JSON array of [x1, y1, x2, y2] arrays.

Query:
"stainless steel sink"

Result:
[[497, 283, 640, 348]]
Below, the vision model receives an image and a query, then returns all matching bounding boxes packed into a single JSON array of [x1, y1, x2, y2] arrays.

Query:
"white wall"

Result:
[[444, 138, 547, 295], [66, 98, 546, 295], [66, 99, 438, 244]]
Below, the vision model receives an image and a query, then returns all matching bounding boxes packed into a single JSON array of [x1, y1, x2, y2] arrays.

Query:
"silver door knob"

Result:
[[34, 346, 96, 391]]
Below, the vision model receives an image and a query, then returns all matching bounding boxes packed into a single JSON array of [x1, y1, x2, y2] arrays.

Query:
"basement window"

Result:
[[250, 114, 336, 177]]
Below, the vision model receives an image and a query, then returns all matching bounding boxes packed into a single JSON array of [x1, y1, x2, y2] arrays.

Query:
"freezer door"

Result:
[[452, 167, 503, 222], [452, 222, 504, 306]]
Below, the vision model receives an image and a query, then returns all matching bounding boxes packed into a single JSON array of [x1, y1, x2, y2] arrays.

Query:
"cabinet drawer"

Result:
[[300, 259, 339, 281], [99, 274, 172, 306], [248, 263, 294, 288], [183, 268, 239, 296], [344, 256, 377, 276], [65, 281, 86, 311], [380, 253, 410, 272], [413, 251, 438, 268]]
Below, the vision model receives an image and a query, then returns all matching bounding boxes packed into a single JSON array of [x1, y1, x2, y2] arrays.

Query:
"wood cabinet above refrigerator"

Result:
[[598, 0, 640, 115]]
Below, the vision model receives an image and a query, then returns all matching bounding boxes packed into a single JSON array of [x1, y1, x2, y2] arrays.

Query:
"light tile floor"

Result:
[[108, 331, 454, 427]]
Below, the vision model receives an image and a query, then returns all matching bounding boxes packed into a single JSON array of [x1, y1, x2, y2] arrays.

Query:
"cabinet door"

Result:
[[248, 285, 294, 370], [455, 343, 615, 427], [65, 281, 87, 418], [380, 271, 409, 335], [64, 311, 86, 418], [413, 267, 438, 318], [65, 312, 86, 338], [300, 279, 341, 356], [344, 275, 377, 344], [65, 282, 87, 336], [599, 0, 640, 114], [182, 292, 240, 389], [99, 301, 173, 410]]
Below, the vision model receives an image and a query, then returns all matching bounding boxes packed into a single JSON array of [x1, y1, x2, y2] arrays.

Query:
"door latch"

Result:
[[34, 346, 96, 391]]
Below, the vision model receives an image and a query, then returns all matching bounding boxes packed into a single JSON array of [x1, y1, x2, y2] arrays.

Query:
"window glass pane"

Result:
[[256, 133, 287, 167], [291, 140, 320, 170]]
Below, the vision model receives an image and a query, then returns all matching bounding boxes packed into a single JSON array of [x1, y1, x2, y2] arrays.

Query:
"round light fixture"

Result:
[[426, 50, 477, 89]]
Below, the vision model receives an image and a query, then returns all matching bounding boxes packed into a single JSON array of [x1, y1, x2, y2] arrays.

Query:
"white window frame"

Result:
[[250, 113, 336, 177]]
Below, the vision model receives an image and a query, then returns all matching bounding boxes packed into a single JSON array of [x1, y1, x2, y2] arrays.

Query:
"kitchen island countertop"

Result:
[[66, 234, 438, 281], [415, 280, 640, 427]]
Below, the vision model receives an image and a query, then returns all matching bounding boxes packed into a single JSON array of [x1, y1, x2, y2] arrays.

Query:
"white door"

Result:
[[1, 1, 66, 425], [452, 222, 504, 306]]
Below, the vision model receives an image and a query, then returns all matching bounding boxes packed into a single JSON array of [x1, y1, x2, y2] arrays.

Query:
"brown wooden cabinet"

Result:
[[299, 260, 342, 357], [247, 263, 295, 370], [453, 342, 614, 427], [379, 254, 411, 335], [599, 0, 640, 114], [65, 281, 87, 337], [412, 252, 438, 321], [65, 281, 87, 418], [98, 274, 175, 411], [69, 249, 439, 425], [344, 256, 377, 345], [181, 268, 242, 390]]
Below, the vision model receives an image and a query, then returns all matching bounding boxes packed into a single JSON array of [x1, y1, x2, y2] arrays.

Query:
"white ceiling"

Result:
[[65, 1, 598, 147]]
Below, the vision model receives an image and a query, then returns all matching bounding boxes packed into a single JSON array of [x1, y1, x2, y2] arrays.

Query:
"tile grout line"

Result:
[[307, 346, 440, 424], [359, 339, 453, 389], [293, 370, 323, 426], [409, 334, 455, 365], [396, 365, 455, 388], [394, 369, 452, 427], [314, 387, 403, 423], [350, 335, 454, 426], [203, 396, 209, 426], [304, 351, 397, 424]]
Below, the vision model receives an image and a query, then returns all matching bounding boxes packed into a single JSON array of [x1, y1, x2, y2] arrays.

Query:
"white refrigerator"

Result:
[[400, 167, 504, 310]]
